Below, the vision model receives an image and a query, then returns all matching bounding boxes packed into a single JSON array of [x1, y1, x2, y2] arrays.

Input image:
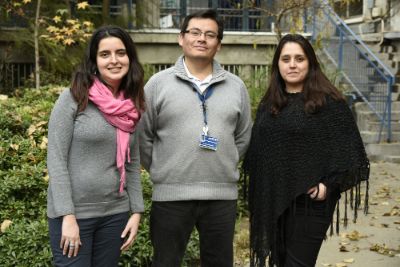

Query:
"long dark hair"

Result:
[[261, 34, 343, 114], [71, 25, 145, 112]]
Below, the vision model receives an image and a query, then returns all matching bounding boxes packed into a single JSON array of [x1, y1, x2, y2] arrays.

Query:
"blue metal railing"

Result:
[[309, 0, 395, 142]]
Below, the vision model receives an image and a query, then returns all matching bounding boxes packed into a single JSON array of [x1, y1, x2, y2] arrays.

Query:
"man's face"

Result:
[[178, 18, 221, 62]]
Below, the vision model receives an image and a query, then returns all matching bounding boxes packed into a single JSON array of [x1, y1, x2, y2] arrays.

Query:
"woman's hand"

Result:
[[120, 213, 141, 251], [60, 214, 81, 258], [307, 183, 327, 201]]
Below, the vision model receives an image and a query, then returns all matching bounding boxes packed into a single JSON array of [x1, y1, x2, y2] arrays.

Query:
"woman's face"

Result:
[[96, 36, 130, 91], [278, 42, 309, 90]]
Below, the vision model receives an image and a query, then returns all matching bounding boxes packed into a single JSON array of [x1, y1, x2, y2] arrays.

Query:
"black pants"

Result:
[[48, 212, 129, 267], [150, 200, 237, 267], [282, 193, 339, 267]]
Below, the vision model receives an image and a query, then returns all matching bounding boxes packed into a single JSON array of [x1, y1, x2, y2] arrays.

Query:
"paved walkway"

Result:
[[234, 162, 400, 267], [317, 162, 400, 267]]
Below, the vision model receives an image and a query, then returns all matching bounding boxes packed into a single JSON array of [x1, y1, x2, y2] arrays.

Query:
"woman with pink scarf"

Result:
[[47, 25, 145, 266]]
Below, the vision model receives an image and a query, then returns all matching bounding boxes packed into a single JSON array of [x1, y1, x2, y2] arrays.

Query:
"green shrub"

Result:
[[0, 218, 52, 267]]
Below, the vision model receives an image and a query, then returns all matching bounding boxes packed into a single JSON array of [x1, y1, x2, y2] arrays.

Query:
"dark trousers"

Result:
[[282, 193, 339, 267], [48, 212, 129, 267], [150, 200, 237, 267]]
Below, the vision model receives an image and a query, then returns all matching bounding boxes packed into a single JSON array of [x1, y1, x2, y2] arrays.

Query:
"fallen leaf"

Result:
[[335, 263, 347, 267], [345, 231, 367, 241], [339, 245, 349, 252], [1, 220, 12, 233], [39, 136, 48, 150], [27, 124, 36, 136], [343, 258, 354, 263], [36, 121, 47, 127], [370, 243, 400, 257], [10, 144, 19, 151]]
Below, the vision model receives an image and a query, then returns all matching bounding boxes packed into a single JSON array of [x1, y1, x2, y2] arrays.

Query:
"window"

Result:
[[334, 0, 363, 19]]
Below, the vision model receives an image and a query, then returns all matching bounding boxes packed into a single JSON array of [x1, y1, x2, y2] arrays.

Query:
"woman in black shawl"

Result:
[[244, 34, 369, 267]]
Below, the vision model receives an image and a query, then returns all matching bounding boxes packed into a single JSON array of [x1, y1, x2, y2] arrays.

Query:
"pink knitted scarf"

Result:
[[88, 78, 140, 193]]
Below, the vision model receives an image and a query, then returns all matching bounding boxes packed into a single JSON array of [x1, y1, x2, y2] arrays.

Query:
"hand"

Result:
[[120, 213, 141, 251], [60, 214, 81, 258], [307, 183, 327, 201]]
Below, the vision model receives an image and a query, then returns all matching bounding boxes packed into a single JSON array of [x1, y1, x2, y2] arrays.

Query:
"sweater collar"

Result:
[[174, 55, 226, 85]]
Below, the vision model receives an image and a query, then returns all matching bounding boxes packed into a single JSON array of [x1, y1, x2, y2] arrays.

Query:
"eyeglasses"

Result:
[[184, 29, 218, 40]]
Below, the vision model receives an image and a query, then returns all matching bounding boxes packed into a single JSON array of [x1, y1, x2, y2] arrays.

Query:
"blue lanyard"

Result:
[[195, 86, 214, 129]]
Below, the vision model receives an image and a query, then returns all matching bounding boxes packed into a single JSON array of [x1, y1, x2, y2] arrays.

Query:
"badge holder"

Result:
[[199, 126, 219, 151]]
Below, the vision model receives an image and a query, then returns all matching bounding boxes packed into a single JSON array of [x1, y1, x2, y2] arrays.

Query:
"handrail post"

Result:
[[338, 29, 343, 72], [387, 80, 392, 142]]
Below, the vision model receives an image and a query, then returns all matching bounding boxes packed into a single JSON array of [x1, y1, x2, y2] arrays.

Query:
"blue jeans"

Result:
[[48, 212, 129, 267], [150, 200, 237, 267]]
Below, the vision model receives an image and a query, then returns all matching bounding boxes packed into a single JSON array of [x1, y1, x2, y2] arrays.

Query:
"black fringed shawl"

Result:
[[243, 93, 370, 267]]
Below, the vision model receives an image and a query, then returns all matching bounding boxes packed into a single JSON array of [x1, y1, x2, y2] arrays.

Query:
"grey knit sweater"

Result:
[[47, 89, 144, 219], [138, 56, 252, 201]]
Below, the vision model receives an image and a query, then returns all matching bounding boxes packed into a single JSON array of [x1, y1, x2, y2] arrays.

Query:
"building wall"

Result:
[[129, 29, 278, 65]]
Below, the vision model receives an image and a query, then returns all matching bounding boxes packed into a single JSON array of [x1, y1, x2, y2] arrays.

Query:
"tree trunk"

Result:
[[136, 0, 160, 28], [34, 0, 42, 90], [102, 0, 110, 25]]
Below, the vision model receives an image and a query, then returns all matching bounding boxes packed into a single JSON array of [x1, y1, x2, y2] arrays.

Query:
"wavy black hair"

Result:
[[71, 25, 145, 112]]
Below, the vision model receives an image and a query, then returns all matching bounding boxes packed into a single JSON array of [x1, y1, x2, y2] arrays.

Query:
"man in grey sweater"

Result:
[[138, 9, 252, 267]]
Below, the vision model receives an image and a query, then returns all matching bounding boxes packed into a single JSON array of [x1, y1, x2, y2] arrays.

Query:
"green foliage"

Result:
[[0, 218, 52, 267]]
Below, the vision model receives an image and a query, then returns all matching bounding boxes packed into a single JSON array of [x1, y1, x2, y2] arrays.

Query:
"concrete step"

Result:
[[392, 84, 400, 93], [360, 131, 400, 143], [367, 45, 396, 54], [383, 155, 400, 163], [391, 92, 400, 101], [365, 143, 400, 162], [366, 143, 400, 156], [354, 101, 400, 112], [368, 60, 399, 76], [356, 110, 400, 123], [360, 121, 400, 132], [368, 154, 400, 163]]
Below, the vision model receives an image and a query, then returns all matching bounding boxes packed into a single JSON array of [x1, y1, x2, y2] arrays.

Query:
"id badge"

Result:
[[199, 134, 219, 151]]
